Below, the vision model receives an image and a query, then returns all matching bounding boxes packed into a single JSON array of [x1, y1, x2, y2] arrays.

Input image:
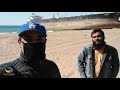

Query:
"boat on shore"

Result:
[[28, 12, 120, 30], [27, 13, 42, 23]]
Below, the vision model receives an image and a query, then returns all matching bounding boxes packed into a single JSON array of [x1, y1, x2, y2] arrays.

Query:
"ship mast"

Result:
[[32, 13, 35, 15]]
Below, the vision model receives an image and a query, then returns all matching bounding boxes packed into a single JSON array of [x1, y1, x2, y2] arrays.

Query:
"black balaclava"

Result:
[[23, 42, 46, 64]]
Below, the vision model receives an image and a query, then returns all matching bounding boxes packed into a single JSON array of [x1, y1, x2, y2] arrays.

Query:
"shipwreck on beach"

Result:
[[28, 12, 120, 30]]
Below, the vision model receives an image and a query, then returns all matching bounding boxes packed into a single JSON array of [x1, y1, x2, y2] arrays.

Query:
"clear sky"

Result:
[[0, 12, 112, 25]]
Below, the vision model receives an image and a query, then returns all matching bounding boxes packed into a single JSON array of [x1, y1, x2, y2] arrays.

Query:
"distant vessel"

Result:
[[40, 12, 120, 30], [27, 13, 43, 23]]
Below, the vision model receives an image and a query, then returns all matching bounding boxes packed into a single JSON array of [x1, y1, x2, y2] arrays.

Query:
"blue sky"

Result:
[[0, 12, 112, 25]]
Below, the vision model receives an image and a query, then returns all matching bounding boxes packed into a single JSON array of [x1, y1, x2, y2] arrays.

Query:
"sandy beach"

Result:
[[0, 28, 120, 78]]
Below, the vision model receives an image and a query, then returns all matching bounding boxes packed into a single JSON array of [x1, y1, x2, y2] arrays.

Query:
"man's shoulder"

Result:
[[0, 59, 19, 71], [82, 44, 92, 51], [0, 58, 21, 78], [44, 59, 61, 75], [85, 44, 92, 48], [44, 59, 59, 69], [0, 62, 12, 69], [45, 59, 57, 66], [0, 61, 13, 76], [106, 45, 118, 52]]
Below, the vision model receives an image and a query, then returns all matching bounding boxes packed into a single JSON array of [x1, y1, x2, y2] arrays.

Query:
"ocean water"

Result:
[[0, 25, 55, 34], [0, 25, 20, 34]]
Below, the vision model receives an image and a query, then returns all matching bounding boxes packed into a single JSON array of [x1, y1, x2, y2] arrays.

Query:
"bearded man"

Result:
[[78, 29, 119, 78]]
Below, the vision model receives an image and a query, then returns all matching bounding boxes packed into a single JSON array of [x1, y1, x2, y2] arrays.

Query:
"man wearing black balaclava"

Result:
[[78, 29, 119, 78], [0, 22, 61, 78]]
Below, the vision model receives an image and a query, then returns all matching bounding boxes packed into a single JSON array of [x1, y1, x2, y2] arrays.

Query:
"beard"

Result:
[[93, 40, 105, 50]]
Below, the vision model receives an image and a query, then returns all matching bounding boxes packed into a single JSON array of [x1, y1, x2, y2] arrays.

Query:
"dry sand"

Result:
[[0, 28, 120, 78], [42, 19, 120, 30]]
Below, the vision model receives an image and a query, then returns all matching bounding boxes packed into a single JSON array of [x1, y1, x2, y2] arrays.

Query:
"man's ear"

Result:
[[18, 37, 22, 48], [18, 38, 21, 44]]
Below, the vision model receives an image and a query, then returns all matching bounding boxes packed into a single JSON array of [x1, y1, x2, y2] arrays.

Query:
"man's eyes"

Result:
[[93, 36, 101, 38]]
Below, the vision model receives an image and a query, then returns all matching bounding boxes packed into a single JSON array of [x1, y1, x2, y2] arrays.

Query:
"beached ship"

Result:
[[40, 12, 120, 30], [27, 13, 43, 23], [27, 12, 120, 30]]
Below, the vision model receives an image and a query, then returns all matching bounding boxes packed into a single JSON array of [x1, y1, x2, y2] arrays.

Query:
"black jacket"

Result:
[[0, 52, 61, 78]]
